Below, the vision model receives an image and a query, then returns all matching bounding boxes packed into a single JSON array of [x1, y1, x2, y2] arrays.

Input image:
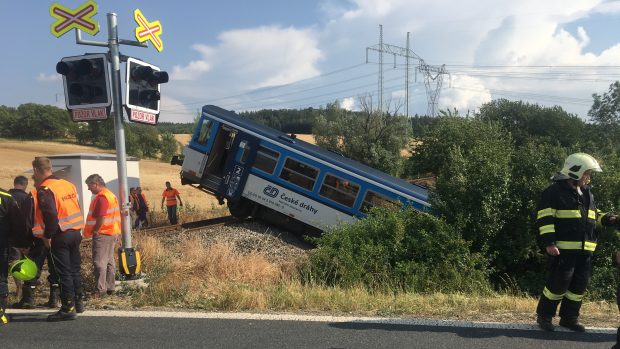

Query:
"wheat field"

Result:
[[0, 138, 221, 215]]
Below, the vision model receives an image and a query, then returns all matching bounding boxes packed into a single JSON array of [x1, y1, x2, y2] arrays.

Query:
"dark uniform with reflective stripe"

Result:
[[536, 180, 614, 320], [36, 176, 84, 306], [0, 188, 28, 324]]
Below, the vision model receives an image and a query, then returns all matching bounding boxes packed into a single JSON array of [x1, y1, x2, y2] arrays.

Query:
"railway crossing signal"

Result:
[[125, 57, 168, 124], [56, 53, 111, 121]]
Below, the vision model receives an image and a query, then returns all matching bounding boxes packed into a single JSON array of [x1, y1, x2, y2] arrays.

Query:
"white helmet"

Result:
[[560, 153, 602, 180]]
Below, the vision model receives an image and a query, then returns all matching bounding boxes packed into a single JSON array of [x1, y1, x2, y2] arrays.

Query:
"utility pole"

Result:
[[366, 26, 450, 117], [378, 24, 384, 113], [405, 32, 410, 117]]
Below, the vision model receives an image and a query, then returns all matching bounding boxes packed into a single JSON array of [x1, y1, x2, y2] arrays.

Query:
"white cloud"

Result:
[[441, 75, 492, 113], [36, 73, 61, 82], [166, 25, 323, 111], [216, 26, 323, 89], [340, 97, 355, 110], [163, 0, 620, 118], [158, 95, 198, 123], [316, 0, 620, 117], [592, 1, 620, 14]]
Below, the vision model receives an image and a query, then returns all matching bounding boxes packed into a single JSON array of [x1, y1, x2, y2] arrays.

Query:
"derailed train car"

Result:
[[171, 105, 431, 235]]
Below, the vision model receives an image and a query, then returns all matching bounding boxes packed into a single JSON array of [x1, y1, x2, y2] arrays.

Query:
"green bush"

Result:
[[303, 208, 492, 293]]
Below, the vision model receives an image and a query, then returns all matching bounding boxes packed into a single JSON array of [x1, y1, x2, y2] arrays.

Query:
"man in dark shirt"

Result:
[[8, 176, 28, 304], [32, 157, 84, 322], [11, 175, 61, 309], [0, 188, 29, 324]]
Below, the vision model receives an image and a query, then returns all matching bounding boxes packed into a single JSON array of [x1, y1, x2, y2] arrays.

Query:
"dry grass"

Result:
[[125, 228, 619, 327]]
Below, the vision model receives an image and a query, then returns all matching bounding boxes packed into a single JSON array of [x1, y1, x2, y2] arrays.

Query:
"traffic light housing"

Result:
[[125, 57, 168, 116], [56, 53, 111, 110]]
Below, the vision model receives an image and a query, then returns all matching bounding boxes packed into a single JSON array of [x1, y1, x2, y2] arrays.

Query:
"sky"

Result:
[[3, 0, 620, 123]]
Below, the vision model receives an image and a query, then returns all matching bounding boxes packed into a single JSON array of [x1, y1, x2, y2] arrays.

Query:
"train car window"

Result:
[[253, 147, 280, 174], [319, 174, 359, 208], [196, 120, 213, 145], [361, 191, 401, 213], [279, 158, 318, 191]]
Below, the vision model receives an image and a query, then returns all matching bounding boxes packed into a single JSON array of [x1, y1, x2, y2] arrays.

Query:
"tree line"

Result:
[[0, 104, 178, 161]]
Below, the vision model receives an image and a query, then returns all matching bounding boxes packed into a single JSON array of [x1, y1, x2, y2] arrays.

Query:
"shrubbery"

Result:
[[304, 207, 492, 294]]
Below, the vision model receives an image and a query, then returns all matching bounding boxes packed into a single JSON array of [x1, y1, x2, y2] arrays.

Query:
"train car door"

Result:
[[199, 124, 238, 190], [218, 133, 260, 201]]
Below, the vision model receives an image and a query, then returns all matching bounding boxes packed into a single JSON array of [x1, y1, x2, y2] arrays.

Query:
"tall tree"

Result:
[[313, 98, 410, 176]]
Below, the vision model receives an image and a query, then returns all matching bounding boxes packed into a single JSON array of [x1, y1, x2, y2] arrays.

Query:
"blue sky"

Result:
[[3, 0, 620, 122]]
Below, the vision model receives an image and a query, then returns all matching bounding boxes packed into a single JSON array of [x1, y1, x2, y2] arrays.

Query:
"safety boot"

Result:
[[559, 317, 586, 332], [12, 285, 35, 309], [47, 299, 77, 322], [45, 285, 60, 308], [536, 315, 554, 331], [74, 292, 85, 314], [0, 296, 8, 325]]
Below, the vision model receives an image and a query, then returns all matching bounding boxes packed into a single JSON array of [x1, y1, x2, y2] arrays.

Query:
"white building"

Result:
[[43, 153, 140, 220]]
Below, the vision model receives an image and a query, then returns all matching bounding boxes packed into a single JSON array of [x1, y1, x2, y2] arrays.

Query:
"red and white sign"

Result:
[[130, 109, 157, 125], [71, 108, 108, 121]]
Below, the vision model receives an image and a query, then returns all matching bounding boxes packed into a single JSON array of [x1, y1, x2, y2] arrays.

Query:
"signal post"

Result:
[[52, 2, 167, 279]]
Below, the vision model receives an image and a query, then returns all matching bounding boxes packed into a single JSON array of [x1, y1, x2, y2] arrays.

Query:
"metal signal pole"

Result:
[[74, 13, 146, 276]]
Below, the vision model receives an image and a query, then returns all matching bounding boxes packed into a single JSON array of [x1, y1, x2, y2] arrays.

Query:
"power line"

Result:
[[161, 62, 368, 110]]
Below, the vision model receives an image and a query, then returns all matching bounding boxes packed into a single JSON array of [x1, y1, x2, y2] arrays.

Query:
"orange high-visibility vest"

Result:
[[32, 178, 84, 237], [84, 187, 120, 238]]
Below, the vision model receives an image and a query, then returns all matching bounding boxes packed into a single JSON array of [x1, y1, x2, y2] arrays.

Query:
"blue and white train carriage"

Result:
[[172, 105, 431, 235]]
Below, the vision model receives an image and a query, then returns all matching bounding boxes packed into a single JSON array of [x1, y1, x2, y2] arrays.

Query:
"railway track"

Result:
[[135, 215, 242, 235]]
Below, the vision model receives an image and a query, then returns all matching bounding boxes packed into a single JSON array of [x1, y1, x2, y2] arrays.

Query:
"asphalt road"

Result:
[[0, 310, 616, 348]]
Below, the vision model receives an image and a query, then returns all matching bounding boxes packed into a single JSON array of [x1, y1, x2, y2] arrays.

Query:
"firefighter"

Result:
[[32, 157, 85, 322], [12, 176, 61, 309], [535, 153, 618, 332], [0, 188, 29, 324], [613, 249, 620, 349]]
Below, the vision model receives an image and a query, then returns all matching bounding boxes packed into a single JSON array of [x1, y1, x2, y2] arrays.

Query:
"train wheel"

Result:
[[227, 198, 253, 219]]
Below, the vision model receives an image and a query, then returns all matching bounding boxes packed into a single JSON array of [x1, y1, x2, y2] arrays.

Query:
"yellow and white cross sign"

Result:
[[133, 9, 163, 52], [50, 1, 99, 38]]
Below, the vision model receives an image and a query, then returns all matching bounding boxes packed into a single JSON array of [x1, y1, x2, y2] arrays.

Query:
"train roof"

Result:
[[202, 105, 429, 203]]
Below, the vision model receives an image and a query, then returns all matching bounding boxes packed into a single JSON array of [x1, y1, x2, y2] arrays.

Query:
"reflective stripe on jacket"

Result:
[[83, 187, 120, 238], [33, 178, 84, 236], [163, 188, 178, 206], [536, 180, 607, 253], [31, 189, 43, 238]]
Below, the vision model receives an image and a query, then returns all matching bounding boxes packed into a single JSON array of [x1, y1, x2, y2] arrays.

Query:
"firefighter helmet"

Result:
[[560, 153, 602, 180], [10, 257, 37, 281]]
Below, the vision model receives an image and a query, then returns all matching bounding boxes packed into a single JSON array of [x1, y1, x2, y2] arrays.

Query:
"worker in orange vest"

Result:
[[83, 174, 120, 297], [32, 157, 84, 322], [161, 181, 182, 225]]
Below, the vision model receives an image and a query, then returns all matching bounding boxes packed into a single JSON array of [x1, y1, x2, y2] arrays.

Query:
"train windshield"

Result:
[[196, 119, 214, 145]]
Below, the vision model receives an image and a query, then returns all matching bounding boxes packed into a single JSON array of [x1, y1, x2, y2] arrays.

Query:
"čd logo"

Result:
[[263, 186, 279, 198]]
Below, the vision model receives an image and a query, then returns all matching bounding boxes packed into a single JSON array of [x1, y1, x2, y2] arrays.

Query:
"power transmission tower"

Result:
[[366, 25, 450, 116], [418, 63, 449, 117]]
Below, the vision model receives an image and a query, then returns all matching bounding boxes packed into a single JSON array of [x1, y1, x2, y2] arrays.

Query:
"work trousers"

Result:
[[166, 205, 178, 225], [0, 244, 8, 298], [92, 233, 118, 294], [134, 209, 148, 229], [536, 252, 591, 319], [25, 238, 58, 287], [615, 270, 620, 346], [50, 229, 82, 302]]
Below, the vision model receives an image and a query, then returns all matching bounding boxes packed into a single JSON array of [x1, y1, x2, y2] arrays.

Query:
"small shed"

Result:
[[44, 153, 140, 220]]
